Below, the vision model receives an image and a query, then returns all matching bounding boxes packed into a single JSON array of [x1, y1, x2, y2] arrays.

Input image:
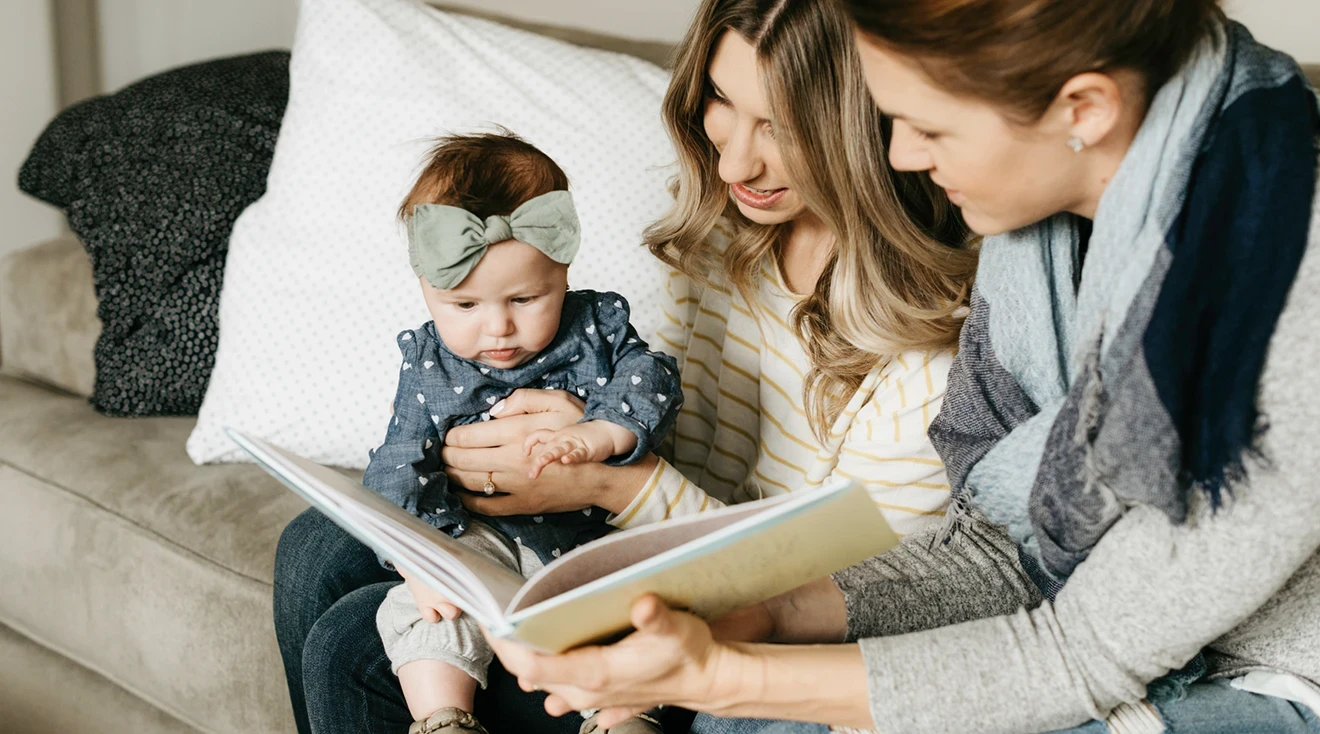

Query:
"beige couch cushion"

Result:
[[1306, 64, 1320, 88], [0, 236, 99, 397], [0, 375, 310, 732], [0, 621, 199, 734]]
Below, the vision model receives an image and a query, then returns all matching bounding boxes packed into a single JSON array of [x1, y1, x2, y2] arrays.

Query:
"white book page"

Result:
[[500, 479, 892, 653], [506, 492, 797, 614], [226, 429, 523, 624], [352, 509, 522, 622]]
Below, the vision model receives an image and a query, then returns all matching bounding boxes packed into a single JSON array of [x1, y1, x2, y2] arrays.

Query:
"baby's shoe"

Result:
[[579, 710, 664, 734], [408, 707, 489, 734]]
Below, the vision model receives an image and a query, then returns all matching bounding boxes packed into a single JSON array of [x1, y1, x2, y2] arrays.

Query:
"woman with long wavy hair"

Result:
[[272, 0, 982, 732], [600, 0, 976, 537]]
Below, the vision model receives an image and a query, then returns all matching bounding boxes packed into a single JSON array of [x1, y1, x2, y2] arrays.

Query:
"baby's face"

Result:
[[422, 240, 568, 369]]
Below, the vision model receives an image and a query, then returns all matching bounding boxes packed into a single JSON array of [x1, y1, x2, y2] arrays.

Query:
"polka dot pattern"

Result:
[[187, 0, 676, 467], [17, 51, 290, 416]]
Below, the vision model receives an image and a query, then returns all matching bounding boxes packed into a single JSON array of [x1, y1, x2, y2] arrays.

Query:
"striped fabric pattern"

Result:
[[610, 244, 953, 538]]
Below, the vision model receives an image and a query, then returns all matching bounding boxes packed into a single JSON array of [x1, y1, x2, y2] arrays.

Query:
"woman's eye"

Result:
[[914, 128, 940, 141], [763, 121, 777, 139], [705, 84, 732, 108]]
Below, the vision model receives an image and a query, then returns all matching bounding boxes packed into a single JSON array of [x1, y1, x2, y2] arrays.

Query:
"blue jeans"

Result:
[[273, 508, 580, 734], [1046, 679, 1320, 733], [690, 715, 829, 733]]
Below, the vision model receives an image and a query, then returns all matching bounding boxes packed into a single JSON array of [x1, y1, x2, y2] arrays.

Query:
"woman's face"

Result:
[[703, 31, 808, 226], [854, 37, 1092, 236]]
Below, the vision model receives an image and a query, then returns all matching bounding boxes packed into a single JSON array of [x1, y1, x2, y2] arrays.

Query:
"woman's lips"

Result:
[[730, 182, 788, 210], [944, 188, 966, 205]]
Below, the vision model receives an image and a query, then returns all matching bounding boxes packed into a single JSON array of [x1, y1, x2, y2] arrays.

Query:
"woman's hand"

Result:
[[485, 595, 744, 728], [442, 389, 655, 515]]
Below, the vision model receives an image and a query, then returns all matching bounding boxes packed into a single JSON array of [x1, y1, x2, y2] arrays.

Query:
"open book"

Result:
[[228, 428, 899, 653]]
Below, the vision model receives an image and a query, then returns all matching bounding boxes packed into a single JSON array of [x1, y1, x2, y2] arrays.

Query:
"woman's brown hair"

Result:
[[840, 0, 1225, 121], [645, 0, 974, 440]]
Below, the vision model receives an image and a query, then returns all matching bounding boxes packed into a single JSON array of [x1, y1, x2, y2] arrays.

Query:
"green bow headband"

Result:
[[407, 190, 580, 290]]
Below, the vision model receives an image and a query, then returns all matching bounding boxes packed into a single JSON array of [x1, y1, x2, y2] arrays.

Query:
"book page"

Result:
[[508, 495, 789, 612], [226, 429, 524, 623], [504, 480, 896, 653]]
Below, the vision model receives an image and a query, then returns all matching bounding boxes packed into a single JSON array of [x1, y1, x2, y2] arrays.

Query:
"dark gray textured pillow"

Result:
[[18, 51, 289, 416]]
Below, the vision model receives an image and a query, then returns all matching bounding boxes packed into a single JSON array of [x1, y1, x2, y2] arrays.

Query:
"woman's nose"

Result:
[[718, 121, 762, 185], [887, 120, 931, 172]]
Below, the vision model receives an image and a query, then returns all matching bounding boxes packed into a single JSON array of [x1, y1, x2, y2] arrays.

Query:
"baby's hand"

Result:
[[397, 565, 462, 623], [522, 420, 638, 479]]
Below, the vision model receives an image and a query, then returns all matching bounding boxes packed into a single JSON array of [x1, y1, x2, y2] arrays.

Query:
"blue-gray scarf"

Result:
[[930, 22, 1319, 587]]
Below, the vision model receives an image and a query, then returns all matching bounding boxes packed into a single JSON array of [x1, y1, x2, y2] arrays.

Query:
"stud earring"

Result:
[[1067, 136, 1086, 153]]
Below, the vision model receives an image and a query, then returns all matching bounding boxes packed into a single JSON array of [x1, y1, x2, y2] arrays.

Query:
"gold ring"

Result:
[[482, 472, 496, 496]]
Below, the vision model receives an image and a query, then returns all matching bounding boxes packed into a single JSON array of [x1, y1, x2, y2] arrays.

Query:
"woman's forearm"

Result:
[[765, 577, 848, 644], [590, 453, 660, 514], [704, 642, 874, 729], [605, 457, 730, 528]]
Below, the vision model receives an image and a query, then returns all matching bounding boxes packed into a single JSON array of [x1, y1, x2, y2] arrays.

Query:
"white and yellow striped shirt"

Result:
[[610, 257, 953, 538]]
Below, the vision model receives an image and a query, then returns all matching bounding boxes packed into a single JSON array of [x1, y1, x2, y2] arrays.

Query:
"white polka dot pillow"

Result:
[[187, 0, 675, 467]]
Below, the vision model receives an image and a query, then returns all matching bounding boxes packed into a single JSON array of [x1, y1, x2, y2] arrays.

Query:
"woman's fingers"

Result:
[[445, 420, 529, 450], [483, 627, 542, 678], [543, 691, 575, 718], [507, 638, 606, 689], [494, 389, 586, 419], [484, 597, 726, 716], [453, 489, 517, 515], [631, 593, 676, 634], [441, 444, 511, 469], [596, 706, 650, 729]]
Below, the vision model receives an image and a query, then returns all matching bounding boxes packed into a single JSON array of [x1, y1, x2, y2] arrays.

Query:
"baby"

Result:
[[361, 132, 681, 734]]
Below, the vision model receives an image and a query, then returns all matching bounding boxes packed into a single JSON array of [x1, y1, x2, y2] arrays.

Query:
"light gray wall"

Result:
[[0, 1, 64, 261], [99, 0, 300, 92], [91, 0, 1319, 96], [1227, 0, 1319, 63], [96, 0, 704, 92]]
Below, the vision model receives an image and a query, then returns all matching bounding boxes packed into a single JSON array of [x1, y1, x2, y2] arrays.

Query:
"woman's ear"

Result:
[[1052, 71, 1131, 150]]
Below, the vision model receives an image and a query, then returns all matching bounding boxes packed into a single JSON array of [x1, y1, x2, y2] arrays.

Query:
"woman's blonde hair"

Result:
[[645, 0, 976, 440]]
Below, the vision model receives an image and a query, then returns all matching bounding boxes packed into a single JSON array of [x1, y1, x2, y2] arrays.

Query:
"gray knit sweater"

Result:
[[832, 191, 1320, 733]]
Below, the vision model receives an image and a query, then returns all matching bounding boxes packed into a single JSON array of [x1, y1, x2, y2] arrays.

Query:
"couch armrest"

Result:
[[0, 236, 100, 397]]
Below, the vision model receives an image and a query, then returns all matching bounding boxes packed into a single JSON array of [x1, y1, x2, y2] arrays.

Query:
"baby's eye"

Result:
[[453, 302, 477, 311], [511, 296, 536, 305]]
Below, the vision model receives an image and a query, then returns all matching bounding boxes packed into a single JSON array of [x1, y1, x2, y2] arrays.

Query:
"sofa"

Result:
[[1, 10, 1316, 730], [0, 7, 672, 732]]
